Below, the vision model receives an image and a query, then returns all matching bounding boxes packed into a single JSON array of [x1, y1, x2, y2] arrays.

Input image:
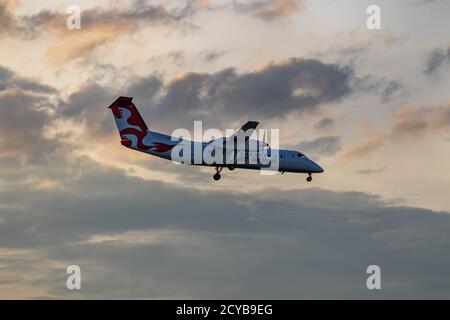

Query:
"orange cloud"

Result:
[[3, 3, 188, 64], [393, 104, 450, 137], [191, 0, 211, 9], [263, 0, 303, 18], [0, 0, 19, 35], [45, 23, 135, 65], [340, 134, 382, 158], [239, 0, 304, 20]]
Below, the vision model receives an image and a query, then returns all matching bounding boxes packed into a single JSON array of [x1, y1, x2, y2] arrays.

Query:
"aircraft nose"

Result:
[[309, 160, 324, 173]]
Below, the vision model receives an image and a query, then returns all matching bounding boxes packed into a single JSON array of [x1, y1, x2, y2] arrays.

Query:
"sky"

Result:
[[0, 0, 450, 299]]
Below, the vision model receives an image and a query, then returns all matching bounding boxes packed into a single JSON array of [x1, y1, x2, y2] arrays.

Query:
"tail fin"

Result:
[[108, 96, 152, 150]]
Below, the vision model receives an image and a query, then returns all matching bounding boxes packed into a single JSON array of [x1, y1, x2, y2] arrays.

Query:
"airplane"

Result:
[[108, 96, 324, 181]]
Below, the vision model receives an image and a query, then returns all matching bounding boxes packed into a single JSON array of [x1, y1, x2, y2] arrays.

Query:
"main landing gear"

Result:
[[306, 173, 312, 182], [213, 167, 223, 181]]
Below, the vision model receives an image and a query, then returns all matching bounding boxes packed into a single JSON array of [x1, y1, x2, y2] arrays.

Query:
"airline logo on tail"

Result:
[[109, 97, 179, 153], [109, 97, 152, 150]]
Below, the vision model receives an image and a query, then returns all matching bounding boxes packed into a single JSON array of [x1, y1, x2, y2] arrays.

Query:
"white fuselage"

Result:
[[130, 131, 324, 174]]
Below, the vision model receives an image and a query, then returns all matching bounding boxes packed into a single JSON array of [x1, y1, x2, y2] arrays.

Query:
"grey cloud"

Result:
[[295, 136, 342, 158], [423, 47, 450, 75], [356, 167, 386, 175], [135, 58, 353, 128], [13, 79, 57, 94], [1, 155, 450, 298], [148, 51, 187, 67], [58, 58, 354, 137], [196, 49, 229, 63], [314, 118, 335, 130], [201, 50, 226, 62], [58, 83, 118, 138], [167, 51, 186, 66], [127, 75, 163, 102], [0, 66, 59, 161], [0, 64, 13, 81], [414, 0, 450, 5], [187, 0, 304, 21], [355, 75, 405, 103], [0, 65, 57, 94], [19, 2, 190, 38], [381, 80, 402, 103], [0, 91, 59, 162], [233, 0, 304, 21]]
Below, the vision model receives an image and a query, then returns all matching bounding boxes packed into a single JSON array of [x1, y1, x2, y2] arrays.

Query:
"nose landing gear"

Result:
[[213, 166, 223, 181], [306, 173, 312, 182]]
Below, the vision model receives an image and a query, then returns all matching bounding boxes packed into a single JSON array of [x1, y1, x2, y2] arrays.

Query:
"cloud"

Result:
[[234, 0, 304, 21], [55, 74, 162, 145], [57, 57, 353, 139], [58, 83, 120, 139], [314, 118, 335, 131], [2, 0, 450, 300], [393, 104, 450, 137], [295, 136, 342, 158], [356, 167, 386, 175], [423, 47, 450, 75], [145, 58, 352, 124], [380, 80, 403, 103], [0, 65, 59, 162], [1, 154, 450, 298], [196, 49, 229, 63], [0, 57, 449, 297], [4, 2, 193, 64], [188, 0, 305, 22], [355, 75, 405, 103], [44, 24, 135, 65], [0, 0, 19, 36], [0, 91, 54, 159], [0, 65, 56, 94], [341, 134, 383, 158], [127, 75, 163, 102], [414, 0, 450, 5]]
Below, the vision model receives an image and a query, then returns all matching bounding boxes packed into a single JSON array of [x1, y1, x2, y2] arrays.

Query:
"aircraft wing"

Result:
[[228, 121, 259, 143], [209, 121, 260, 149], [239, 121, 260, 133]]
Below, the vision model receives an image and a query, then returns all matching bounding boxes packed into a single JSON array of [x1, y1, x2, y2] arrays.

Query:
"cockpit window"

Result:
[[297, 153, 304, 158]]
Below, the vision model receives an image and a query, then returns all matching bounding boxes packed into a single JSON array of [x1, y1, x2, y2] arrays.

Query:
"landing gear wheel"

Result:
[[306, 174, 312, 182], [228, 166, 235, 171], [213, 167, 223, 181]]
